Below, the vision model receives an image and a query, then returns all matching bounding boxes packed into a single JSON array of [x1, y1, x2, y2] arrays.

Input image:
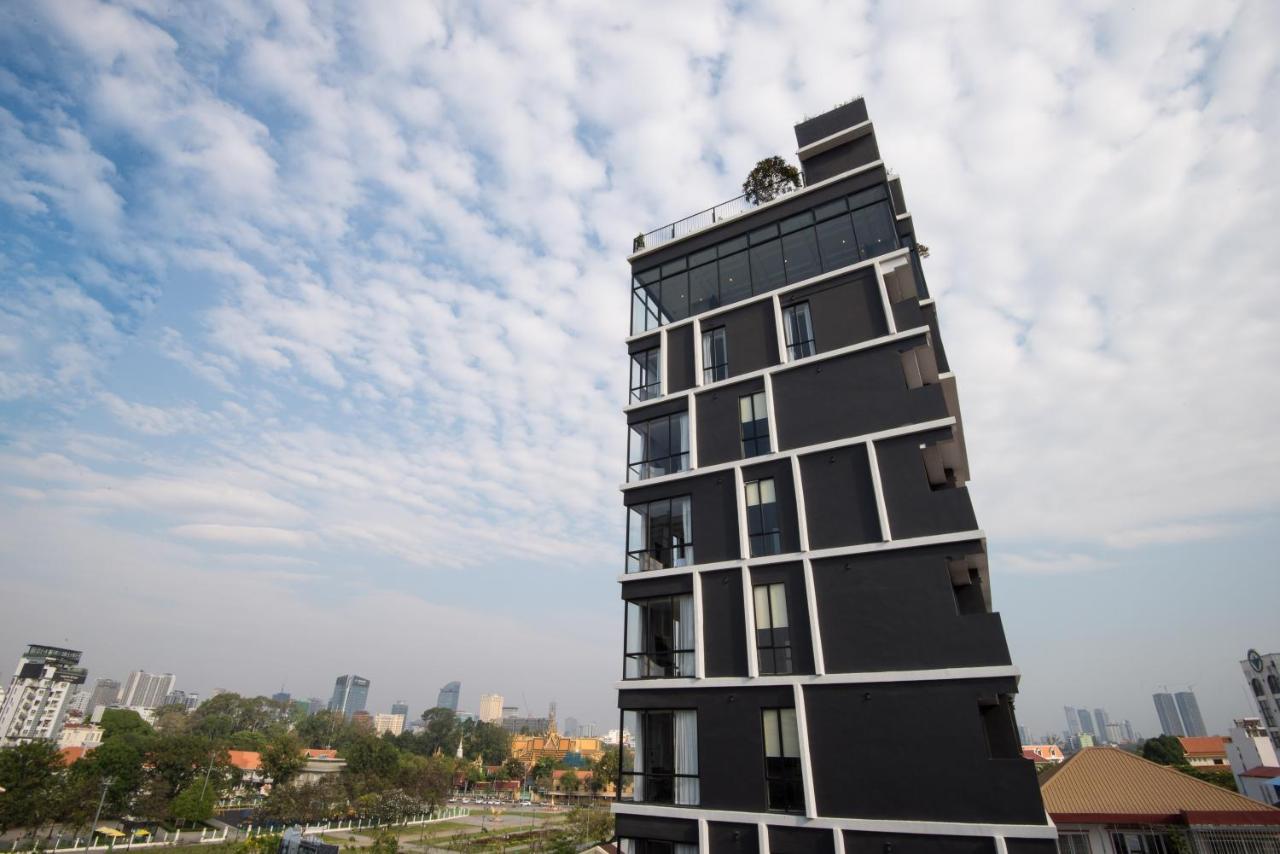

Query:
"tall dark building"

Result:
[[614, 99, 1052, 854], [436, 681, 461, 713], [1153, 692, 1186, 737], [1174, 691, 1207, 737], [328, 675, 369, 719]]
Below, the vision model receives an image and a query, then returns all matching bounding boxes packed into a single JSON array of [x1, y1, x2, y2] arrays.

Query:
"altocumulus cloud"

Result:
[[0, 1, 1277, 727]]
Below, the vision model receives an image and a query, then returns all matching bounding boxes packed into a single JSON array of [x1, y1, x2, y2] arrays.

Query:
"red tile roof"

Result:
[[227, 750, 262, 771], [304, 748, 338, 759], [1179, 736, 1228, 758], [1243, 767, 1280, 779]]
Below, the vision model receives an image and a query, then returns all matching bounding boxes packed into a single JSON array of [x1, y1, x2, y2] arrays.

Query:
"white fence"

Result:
[[8, 807, 470, 852]]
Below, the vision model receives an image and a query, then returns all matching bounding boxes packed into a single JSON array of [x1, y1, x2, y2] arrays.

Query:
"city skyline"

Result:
[[0, 3, 1277, 746]]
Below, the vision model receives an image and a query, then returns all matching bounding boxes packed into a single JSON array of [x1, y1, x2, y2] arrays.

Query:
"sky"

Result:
[[0, 0, 1277, 740]]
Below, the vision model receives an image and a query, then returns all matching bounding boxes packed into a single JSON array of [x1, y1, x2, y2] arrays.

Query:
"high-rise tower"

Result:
[[614, 98, 1052, 854], [328, 674, 370, 719], [0, 645, 87, 746]]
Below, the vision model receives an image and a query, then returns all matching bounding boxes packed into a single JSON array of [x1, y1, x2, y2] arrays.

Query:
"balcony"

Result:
[[634, 185, 799, 253]]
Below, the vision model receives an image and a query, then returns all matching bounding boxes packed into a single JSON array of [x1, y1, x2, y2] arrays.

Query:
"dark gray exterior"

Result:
[[615, 97, 1048, 851]]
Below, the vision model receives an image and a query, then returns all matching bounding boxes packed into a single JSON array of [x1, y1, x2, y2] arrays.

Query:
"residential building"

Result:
[[1226, 718, 1280, 802], [1176, 691, 1208, 738], [1242, 650, 1280, 747], [350, 710, 373, 730], [1078, 708, 1096, 736], [374, 713, 405, 736], [479, 693, 504, 723], [1041, 747, 1280, 854], [1104, 722, 1127, 745], [57, 723, 104, 750], [1023, 744, 1065, 764], [436, 681, 461, 712], [502, 715, 551, 735], [328, 675, 370, 719], [307, 697, 325, 716], [119, 671, 176, 710], [1154, 692, 1187, 737], [66, 689, 92, 718], [272, 691, 292, 705], [390, 701, 409, 718], [616, 98, 1050, 852], [164, 689, 199, 710], [1178, 736, 1229, 769], [0, 645, 88, 746], [502, 705, 520, 719]]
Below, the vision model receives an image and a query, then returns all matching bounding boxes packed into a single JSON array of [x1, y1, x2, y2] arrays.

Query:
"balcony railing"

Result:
[[634, 183, 799, 253]]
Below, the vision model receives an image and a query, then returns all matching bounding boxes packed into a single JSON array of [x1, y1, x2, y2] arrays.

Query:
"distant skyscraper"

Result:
[[374, 713, 405, 736], [478, 693, 504, 723], [119, 671, 176, 710], [1104, 722, 1126, 744], [0, 645, 88, 746], [1018, 725, 1030, 745], [391, 701, 409, 718], [436, 681, 461, 712], [307, 697, 325, 715], [1154, 692, 1186, 736], [328, 675, 370, 719], [87, 678, 120, 718], [1175, 690, 1207, 737], [564, 716, 580, 737], [272, 691, 291, 705], [1124, 720, 1137, 743], [1077, 708, 1096, 736], [1093, 708, 1111, 740], [1065, 706, 1082, 736]]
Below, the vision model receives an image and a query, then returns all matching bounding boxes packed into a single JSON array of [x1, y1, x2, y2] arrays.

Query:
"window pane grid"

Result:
[[753, 582, 793, 675], [783, 302, 816, 360], [761, 707, 804, 812], [633, 188, 899, 334], [739, 391, 770, 458], [702, 328, 728, 384], [745, 478, 782, 557], [628, 412, 690, 482], [626, 496, 694, 573], [630, 348, 661, 402], [624, 594, 696, 679]]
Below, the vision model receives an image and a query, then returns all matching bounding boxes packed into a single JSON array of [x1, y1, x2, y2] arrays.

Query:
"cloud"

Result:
[[0, 0, 1278, 730]]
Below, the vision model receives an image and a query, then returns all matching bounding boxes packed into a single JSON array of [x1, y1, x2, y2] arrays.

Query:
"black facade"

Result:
[[615, 98, 1051, 853]]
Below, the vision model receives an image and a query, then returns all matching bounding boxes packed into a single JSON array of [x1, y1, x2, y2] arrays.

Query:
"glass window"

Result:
[[749, 239, 786, 295], [625, 594, 695, 678], [689, 262, 719, 316], [702, 328, 728, 384], [630, 348, 661, 403], [632, 274, 663, 335], [814, 198, 848, 221], [781, 227, 821, 284], [718, 251, 751, 305], [623, 709, 699, 805], [739, 392, 770, 458], [780, 211, 814, 234], [626, 496, 694, 573], [782, 302, 815, 360], [749, 223, 779, 244], [761, 708, 803, 813], [851, 200, 898, 260], [745, 479, 782, 558], [628, 413, 689, 481], [661, 272, 689, 322], [815, 214, 859, 272], [753, 581, 792, 674]]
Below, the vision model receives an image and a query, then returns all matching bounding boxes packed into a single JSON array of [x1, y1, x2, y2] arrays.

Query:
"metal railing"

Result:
[[634, 184, 799, 253]]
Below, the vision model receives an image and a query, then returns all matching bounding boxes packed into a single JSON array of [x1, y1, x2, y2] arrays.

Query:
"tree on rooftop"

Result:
[[741, 155, 802, 205]]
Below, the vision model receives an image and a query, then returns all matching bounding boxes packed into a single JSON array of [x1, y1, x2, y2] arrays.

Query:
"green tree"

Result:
[[0, 741, 64, 834], [463, 721, 511, 765], [229, 730, 269, 751], [560, 805, 614, 847], [420, 707, 461, 757], [532, 756, 556, 790], [368, 830, 398, 854], [342, 733, 401, 777], [100, 708, 153, 741], [171, 782, 217, 823], [77, 735, 150, 814], [558, 770, 579, 792], [397, 755, 454, 813], [148, 735, 224, 800], [1140, 735, 1187, 766], [261, 732, 306, 787], [501, 758, 527, 781], [741, 155, 802, 205], [1189, 768, 1238, 791], [592, 747, 626, 792]]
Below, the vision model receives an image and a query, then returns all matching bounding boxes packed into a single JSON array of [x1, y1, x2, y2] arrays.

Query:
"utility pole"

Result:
[[90, 777, 113, 849]]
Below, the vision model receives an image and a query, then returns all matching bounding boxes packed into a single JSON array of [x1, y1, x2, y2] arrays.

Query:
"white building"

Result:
[[1242, 649, 1280, 748], [58, 723, 105, 750], [0, 645, 88, 746], [1226, 717, 1280, 804], [478, 693, 504, 723], [374, 713, 405, 736], [119, 670, 176, 710]]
